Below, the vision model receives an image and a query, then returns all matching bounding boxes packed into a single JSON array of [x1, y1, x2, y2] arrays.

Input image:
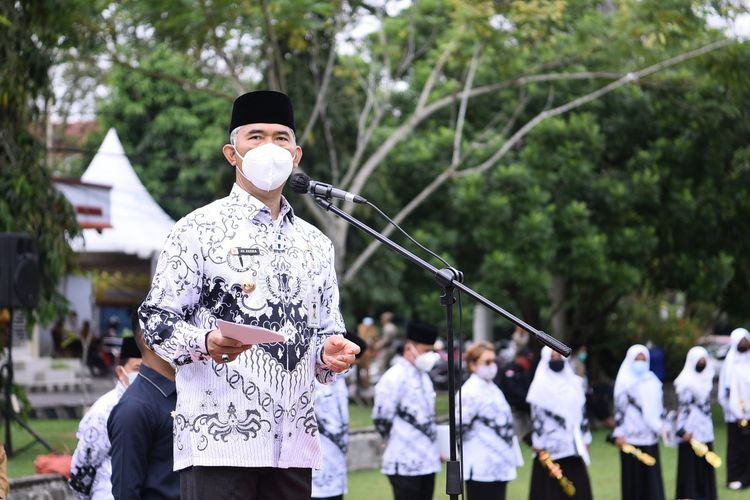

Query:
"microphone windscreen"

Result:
[[289, 171, 310, 194]]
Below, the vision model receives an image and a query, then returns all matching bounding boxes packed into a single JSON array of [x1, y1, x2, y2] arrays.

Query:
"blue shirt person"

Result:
[[108, 315, 178, 500]]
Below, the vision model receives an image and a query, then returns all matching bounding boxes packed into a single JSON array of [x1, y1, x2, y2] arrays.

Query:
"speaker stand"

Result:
[[2, 309, 53, 457]]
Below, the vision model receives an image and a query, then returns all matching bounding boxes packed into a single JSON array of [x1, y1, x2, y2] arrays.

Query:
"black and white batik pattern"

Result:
[[373, 358, 441, 476], [459, 374, 521, 482], [139, 185, 346, 470], [614, 391, 662, 446], [676, 389, 714, 443], [69, 384, 125, 500], [531, 404, 591, 462], [311, 377, 349, 497]]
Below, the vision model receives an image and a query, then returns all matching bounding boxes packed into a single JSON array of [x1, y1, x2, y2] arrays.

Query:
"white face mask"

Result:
[[234, 143, 294, 192], [117, 366, 139, 387], [475, 363, 498, 381], [414, 350, 440, 373], [126, 371, 139, 385], [632, 360, 649, 377]]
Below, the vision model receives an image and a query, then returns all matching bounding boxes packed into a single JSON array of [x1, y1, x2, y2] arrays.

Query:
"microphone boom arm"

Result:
[[311, 196, 571, 357]]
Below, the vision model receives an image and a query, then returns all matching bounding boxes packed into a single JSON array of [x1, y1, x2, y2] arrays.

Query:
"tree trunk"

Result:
[[472, 303, 493, 343], [329, 217, 348, 277]]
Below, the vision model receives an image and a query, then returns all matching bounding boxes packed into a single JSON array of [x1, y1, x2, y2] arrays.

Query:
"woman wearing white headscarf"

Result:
[[673, 346, 717, 499], [458, 341, 522, 500], [526, 346, 592, 500], [612, 344, 665, 500], [718, 327, 750, 490]]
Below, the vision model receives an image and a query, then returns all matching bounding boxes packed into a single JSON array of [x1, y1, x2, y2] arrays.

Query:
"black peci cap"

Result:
[[119, 336, 141, 362], [406, 321, 438, 346], [229, 90, 295, 133]]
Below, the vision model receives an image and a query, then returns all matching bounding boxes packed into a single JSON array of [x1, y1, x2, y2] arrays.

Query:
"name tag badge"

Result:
[[307, 287, 321, 329], [231, 247, 260, 256], [230, 247, 260, 267]]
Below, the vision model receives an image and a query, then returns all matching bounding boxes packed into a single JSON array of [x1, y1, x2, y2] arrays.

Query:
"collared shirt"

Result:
[[675, 389, 714, 443], [69, 382, 126, 500], [311, 377, 349, 498], [372, 357, 441, 476], [108, 364, 179, 500], [530, 404, 592, 462], [139, 184, 345, 470], [459, 374, 522, 482], [613, 388, 663, 446]]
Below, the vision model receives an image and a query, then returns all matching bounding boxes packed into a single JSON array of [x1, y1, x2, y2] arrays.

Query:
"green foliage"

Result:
[[96, 44, 232, 219], [605, 293, 706, 381], [0, 1, 101, 321], [46, 0, 750, 364]]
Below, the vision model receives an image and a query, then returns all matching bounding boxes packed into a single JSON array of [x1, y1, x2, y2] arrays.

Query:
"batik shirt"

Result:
[[531, 404, 591, 462], [373, 357, 441, 476], [139, 185, 345, 470], [676, 389, 714, 443], [613, 390, 662, 446], [69, 382, 125, 499], [459, 374, 521, 482], [311, 377, 349, 497]]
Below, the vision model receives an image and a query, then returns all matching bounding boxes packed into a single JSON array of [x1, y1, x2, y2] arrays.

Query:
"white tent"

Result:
[[72, 128, 175, 259]]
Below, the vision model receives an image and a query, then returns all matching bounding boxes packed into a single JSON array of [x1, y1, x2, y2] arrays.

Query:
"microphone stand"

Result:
[[311, 196, 571, 499]]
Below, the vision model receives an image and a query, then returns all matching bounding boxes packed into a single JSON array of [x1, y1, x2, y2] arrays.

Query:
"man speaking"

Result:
[[139, 90, 359, 499]]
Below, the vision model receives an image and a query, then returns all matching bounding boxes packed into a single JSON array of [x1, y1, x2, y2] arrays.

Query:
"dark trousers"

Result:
[[466, 479, 507, 500], [676, 441, 717, 500], [726, 422, 750, 487], [312, 496, 342, 500], [387, 473, 435, 500], [620, 444, 665, 500], [180, 466, 311, 500]]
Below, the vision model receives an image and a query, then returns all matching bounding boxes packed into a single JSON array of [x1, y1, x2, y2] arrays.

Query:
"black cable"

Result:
[[456, 289, 465, 498], [365, 200, 453, 270]]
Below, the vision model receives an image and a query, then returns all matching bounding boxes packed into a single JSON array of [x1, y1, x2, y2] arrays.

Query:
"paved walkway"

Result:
[[10, 348, 116, 419], [26, 375, 115, 418]]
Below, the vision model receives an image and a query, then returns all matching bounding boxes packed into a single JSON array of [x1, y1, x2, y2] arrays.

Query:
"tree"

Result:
[[61, 0, 750, 337], [0, 1, 102, 322]]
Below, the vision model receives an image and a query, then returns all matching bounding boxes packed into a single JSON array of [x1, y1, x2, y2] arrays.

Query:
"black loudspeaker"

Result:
[[0, 233, 40, 309]]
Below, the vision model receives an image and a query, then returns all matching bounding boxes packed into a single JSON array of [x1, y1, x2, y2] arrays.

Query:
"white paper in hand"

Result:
[[437, 424, 453, 459], [216, 319, 285, 345]]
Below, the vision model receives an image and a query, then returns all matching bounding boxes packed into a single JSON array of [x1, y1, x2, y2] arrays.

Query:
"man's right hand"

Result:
[[614, 436, 626, 449], [206, 329, 250, 363]]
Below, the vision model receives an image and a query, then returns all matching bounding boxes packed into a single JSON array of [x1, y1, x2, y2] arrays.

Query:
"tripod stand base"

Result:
[[3, 409, 54, 458], [2, 308, 55, 458]]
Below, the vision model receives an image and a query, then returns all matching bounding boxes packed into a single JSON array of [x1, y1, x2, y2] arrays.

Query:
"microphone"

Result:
[[290, 172, 367, 204]]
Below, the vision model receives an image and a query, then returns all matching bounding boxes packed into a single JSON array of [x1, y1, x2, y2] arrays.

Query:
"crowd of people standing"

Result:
[[65, 299, 750, 500], [367, 326, 750, 500]]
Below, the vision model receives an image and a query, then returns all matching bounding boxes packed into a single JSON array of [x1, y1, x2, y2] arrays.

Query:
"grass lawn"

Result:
[[348, 402, 746, 499], [5, 418, 79, 479], [5, 400, 748, 499]]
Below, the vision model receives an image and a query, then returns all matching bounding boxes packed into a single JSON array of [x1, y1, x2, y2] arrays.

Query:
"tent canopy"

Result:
[[72, 128, 175, 259]]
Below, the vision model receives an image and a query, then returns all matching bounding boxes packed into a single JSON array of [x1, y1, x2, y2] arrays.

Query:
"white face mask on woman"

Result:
[[234, 143, 294, 191], [475, 363, 498, 381], [632, 359, 649, 376]]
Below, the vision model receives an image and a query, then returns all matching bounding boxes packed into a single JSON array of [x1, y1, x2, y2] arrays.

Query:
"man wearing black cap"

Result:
[[70, 336, 141, 499], [372, 321, 442, 500], [139, 90, 359, 499]]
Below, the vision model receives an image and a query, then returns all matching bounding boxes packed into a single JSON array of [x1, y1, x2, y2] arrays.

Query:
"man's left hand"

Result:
[[322, 336, 360, 373]]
